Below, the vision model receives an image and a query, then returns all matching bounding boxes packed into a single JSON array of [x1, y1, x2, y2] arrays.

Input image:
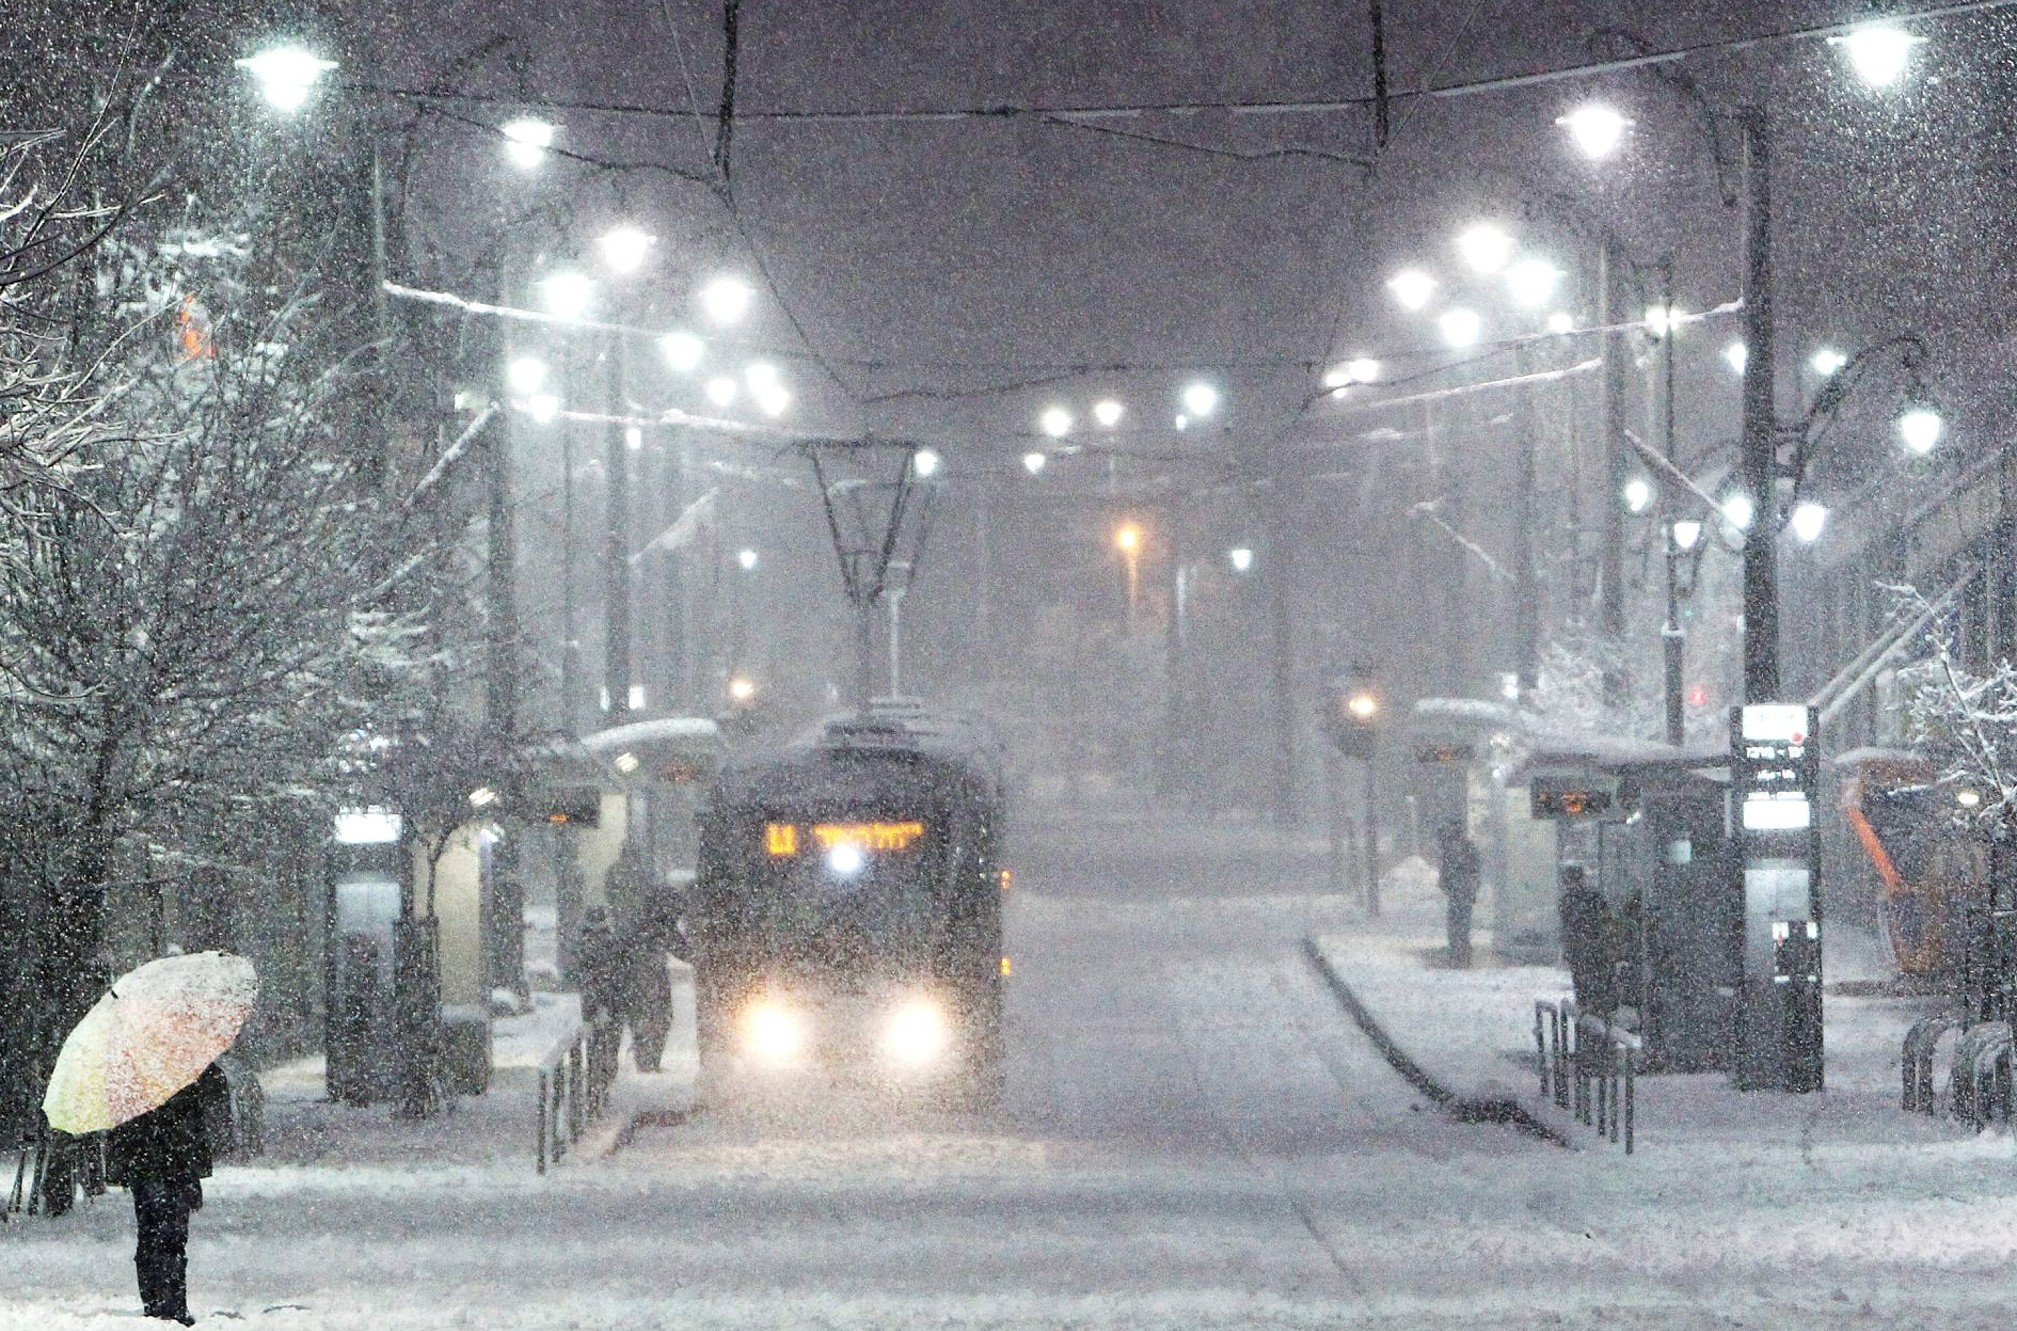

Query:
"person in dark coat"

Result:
[[1559, 864, 1617, 1016], [576, 905, 624, 1026], [106, 1061, 229, 1325], [1436, 821, 1482, 969]]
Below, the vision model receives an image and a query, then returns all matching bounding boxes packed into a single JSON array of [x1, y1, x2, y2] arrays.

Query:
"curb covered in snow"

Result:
[[1301, 936, 1572, 1148]]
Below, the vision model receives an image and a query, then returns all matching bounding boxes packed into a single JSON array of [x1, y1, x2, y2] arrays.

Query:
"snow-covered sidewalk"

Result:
[[1307, 856, 1955, 1155]]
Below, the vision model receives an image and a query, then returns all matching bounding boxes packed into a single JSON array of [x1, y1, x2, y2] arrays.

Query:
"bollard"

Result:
[[536, 1070, 549, 1175]]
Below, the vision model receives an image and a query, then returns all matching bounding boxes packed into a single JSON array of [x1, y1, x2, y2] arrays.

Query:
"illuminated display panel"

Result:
[[763, 820, 925, 856]]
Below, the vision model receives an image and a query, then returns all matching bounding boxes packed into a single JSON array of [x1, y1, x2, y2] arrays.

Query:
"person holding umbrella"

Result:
[[42, 950, 257, 1325], [107, 1061, 230, 1324]]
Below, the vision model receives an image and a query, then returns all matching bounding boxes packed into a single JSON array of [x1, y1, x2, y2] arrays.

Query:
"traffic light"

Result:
[[1327, 674, 1380, 759]]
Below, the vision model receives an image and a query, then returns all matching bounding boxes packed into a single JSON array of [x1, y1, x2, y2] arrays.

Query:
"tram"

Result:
[[689, 702, 1007, 1094]]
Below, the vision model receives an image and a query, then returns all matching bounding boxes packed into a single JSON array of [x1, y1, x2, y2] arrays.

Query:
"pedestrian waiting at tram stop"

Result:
[[1436, 821, 1482, 969]]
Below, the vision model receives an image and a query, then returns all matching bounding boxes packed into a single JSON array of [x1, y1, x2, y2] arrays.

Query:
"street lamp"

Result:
[[1115, 521, 1144, 620], [1505, 258, 1562, 309], [1387, 269, 1437, 312], [1723, 341, 1749, 374], [1789, 502, 1829, 543], [500, 117, 555, 170], [506, 355, 548, 396], [1898, 405, 1944, 455], [1624, 477, 1655, 514], [1093, 399, 1125, 428], [539, 272, 594, 322], [658, 330, 705, 373], [1023, 451, 1048, 475], [699, 275, 753, 324], [1455, 224, 1515, 275], [1809, 347, 1848, 376], [1831, 24, 1925, 89], [1229, 546, 1254, 573], [737, 548, 759, 571], [1672, 519, 1703, 551], [1559, 104, 1632, 159], [1437, 308, 1483, 348], [1181, 382, 1219, 417], [912, 448, 942, 478], [597, 225, 654, 275], [1040, 406, 1073, 437], [704, 375, 738, 407], [235, 45, 338, 112]]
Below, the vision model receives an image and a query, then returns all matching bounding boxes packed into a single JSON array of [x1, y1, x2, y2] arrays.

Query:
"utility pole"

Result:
[[561, 419, 582, 736], [1738, 105, 1779, 703], [1598, 237, 1628, 687], [602, 337, 633, 724], [1514, 346, 1540, 694], [1658, 256, 1685, 746], [1266, 472, 1299, 827]]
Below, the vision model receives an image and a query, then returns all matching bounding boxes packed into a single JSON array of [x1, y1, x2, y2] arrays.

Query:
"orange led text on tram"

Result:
[[764, 821, 926, 856]]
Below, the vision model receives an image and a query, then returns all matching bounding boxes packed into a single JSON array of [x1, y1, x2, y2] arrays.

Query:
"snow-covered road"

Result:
[[12, 814, 2017, 1329]]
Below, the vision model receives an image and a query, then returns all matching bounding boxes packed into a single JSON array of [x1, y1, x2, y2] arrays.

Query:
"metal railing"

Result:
[[1535, 998, 1639, 1153], [534, 1014, 621, 1175]]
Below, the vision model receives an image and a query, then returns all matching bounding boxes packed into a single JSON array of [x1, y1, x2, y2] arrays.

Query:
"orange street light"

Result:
[[1113, 522, 1145, 624]]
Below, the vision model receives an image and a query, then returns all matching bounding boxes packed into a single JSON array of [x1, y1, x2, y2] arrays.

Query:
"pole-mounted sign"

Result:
[[1731, 703, 1823, 1092]]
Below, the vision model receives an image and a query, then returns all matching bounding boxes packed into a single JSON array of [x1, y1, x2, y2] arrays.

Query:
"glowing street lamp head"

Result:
[[597, 224, 655, 275], [1347, 691, 1378, 720], [1114, 522, 1143, 555], [1558, 103, 1632, 159], [1809, 347, 1848, 376], [1455, 224, 1516, 276], [1039, 406, 1073, 438], [704, 375, 739, 407], [526, 393, 562, 424], [1438, 308, 1483, 349], [236, 45, 337, 112], [1505, 257, 1562, 309], [1023, 451, 1048, 475], [1790, 501, 1829, 543], [1546, 311, 1576, 335], [539, 271, 595, 322], [1093, 399, 1125, 428], [1832, 24, 1924, 89], [1228, 546, 1254, 573], [1722, 491, 1756, 531], [1672, 519, 1703, 551], [1898, 405, 1944, 455], [737, 547, 759, 571], [912, 448, 942, 478], [1181, 382, 1219, 417], [501, 117, 555, 169], [658, 329, 705, 373], [700, 275, 754, 324], [1623, 477, 1654, 514], [1724, 341, 1749, 375], [728, 674, 758, 703], [1387, 268, 1438, 312], [506, 355, 548, 396]]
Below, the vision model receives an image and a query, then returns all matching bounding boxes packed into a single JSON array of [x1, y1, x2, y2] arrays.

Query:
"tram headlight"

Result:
[[883, 998, 951, 1067], [826, 841, 867, 878], [742, 998, 806, 1066]]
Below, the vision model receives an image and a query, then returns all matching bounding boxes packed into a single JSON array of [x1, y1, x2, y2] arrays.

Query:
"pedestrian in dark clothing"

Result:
[[1436, 821, 1482, 969], [576, 905, 624, 1026], [106, 1062, 229, 1325], [1559, 864, 1617, 1015]]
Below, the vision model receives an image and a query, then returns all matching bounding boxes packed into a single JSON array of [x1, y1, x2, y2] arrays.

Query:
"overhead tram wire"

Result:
[[357, 0, 2017, 135]]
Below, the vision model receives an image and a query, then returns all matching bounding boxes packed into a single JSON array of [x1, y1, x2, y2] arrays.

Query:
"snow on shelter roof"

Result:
[[578, 716, 722, 757]]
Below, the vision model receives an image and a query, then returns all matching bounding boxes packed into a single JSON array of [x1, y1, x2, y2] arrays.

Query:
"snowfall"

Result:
[[8, 815, 2017, 1330]]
